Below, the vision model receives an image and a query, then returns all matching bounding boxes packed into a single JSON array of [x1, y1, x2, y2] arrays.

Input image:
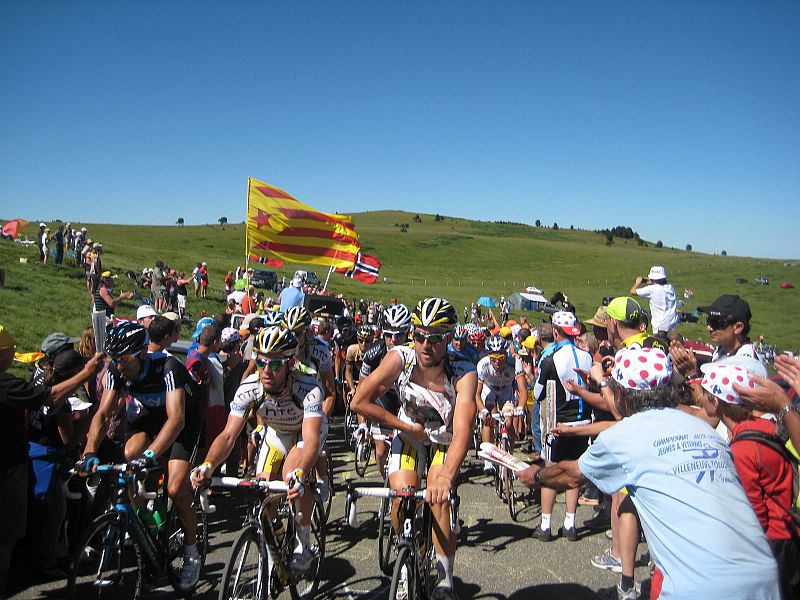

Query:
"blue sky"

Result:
[[1, 1, 798, 259]]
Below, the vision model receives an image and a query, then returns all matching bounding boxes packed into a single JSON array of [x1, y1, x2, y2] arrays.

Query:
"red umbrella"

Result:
[[1, 218, 29, 239]]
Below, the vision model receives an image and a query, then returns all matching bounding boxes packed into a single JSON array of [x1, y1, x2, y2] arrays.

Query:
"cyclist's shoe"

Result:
[[431, 586, 459, 600], [559, 525, 579, 541], [396, 563, 409, 600], [291, 546, 314, 573], [482, 461, 495, 475], [179, 553, 201, 590], [591, 548, 623, 573], [598, 581, 641, 600], [316, 477, 331, 503], [532, 525, 553, 542]]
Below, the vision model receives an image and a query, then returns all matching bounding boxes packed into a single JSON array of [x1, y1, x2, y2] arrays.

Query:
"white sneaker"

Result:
[[291, 546, 313, 573], [483, 462, 495, 475], [179, 553, 201, 590]]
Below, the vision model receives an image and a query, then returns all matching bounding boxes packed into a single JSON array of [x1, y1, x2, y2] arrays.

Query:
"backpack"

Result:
[[731, 429, 800, 528]]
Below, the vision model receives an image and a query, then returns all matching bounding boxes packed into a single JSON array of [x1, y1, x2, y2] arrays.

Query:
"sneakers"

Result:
[[431, 586, 459, 600], [315, 477, 331, 503], [532, 525, 553, 542], [601, 581, 640, 600], [559, 525, 579, 541], [291, 546, 314, 573], [482, 462, 496, 475], [591, 548, 622, 573], [584, 509, 611, 531], [179, 553, 201, 590]]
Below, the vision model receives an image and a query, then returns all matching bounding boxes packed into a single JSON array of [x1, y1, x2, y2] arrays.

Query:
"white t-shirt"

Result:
[[579, 408, 779, 600], [635, 283, 680, 333]]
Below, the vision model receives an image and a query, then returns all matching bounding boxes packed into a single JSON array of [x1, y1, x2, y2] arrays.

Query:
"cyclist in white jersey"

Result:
[[191, 327, 326, 573], [352, 298, 477, 599], [475, 335, 527, 473]]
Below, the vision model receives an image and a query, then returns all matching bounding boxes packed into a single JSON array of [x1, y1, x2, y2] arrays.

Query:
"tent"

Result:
[[1, 218, 28, 239], [508, 292, 549, 311], [476, 296, 496, 308]]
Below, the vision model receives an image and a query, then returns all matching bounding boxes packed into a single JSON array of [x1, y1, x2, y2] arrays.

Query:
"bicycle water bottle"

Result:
[[137, 507, 159, 537], [152, 497, 167, 533]]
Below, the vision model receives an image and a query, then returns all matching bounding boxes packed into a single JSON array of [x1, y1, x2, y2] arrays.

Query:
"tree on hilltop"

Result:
[[218, 217, 228, 226], [176, 217, 184, 226], [685, 243, 692, 252], [552, 223, 559, 230], [721, 250, 727, 256], [535, 219, 542, 227], [656, 240, 663, 248]]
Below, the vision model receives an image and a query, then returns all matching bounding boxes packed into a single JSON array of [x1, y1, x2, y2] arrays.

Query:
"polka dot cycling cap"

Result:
[[612, 347, 672, 390], [552, 311, 581, 336], [220, 327, 241, 345], [700, 363, 756, 405]]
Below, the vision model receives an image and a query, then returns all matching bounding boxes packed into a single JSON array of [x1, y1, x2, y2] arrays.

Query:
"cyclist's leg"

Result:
[[168, 412, 205, 546], [371, 422, 392, 476], [427, 446, 456, 590], [387, 435, 421, 532], [287, 419, 327, 528]]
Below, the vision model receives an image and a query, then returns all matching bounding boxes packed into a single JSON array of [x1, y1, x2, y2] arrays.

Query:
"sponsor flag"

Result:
[[335, 252, 381, 284], [247, 178, 359, 269], [248, 254, 285, 269]]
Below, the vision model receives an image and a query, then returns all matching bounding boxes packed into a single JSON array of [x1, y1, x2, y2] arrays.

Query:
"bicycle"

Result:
[[373, 432, 395, 575], [353, 422, 373, 478], [342, 390, 359, 447], [66, 463, 208, 600], [213, 475, 325, 600], [490, 414, 519, 520], [346, 484, 460, 600]]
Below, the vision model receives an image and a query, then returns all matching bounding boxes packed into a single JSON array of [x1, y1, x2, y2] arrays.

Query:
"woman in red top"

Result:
[[200, 262, 209, 298], [700, 363, 798, 599]]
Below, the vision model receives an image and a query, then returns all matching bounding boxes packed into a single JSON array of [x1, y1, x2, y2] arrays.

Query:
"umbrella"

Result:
[[477, 296, 497, 308], [2, 218, 28, 239]]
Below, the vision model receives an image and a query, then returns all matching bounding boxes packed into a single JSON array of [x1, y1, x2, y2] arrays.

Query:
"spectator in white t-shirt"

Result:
[[630, 265, 679, 336]]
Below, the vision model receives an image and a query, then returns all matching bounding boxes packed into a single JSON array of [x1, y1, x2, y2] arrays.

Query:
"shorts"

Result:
[[128, 406, 203, 462], [387, 433, 447, 479], [543, 433, 589, 463], [255, 420, 328, 476], [0, 463, 28, 542], [480, 386, 513, 411], [177, 294, 187, 310]]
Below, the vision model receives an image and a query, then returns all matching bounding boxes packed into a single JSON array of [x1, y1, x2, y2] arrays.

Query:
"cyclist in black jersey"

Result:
[[77, 322, 203, 590]]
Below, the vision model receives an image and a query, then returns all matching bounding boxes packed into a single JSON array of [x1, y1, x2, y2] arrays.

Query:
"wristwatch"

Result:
[[534, 469, 542, 485], [598, 379, 610, 389], [777, 405, 800, 426]]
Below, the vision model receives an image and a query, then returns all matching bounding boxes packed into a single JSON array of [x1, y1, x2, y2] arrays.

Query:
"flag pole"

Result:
[[322, 240, 342, 292], [245, 178, 251, 272]]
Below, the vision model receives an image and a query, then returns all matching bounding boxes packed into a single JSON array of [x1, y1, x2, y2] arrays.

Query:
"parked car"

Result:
[[755, 277, 770, 285], [251, 269, 278, 290], [736, 277, 748, 284]]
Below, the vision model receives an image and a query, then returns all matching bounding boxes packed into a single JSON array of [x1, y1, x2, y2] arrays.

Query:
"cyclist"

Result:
[[475, 335, 527, 474], [352, 298, 477, 599], [467, 326, 488, 360], [448, 324, 479, 366], [334, 316, 357, 402], [359, 304, 412, 475], [191, 326, 326, 572], [282, 305, 335, 500], [76, 322, 203, 590], [347, 324, 374, 444]]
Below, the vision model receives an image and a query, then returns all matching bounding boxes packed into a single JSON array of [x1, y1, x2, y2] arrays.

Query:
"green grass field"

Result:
[[2, 213, 798, 361]]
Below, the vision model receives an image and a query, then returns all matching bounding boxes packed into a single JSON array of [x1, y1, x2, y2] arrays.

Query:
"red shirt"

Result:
[[730, 417, 796, 540]]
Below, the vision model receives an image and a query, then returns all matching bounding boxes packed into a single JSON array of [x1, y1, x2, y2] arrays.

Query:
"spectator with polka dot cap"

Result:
[[699, 360, 799, 598], [519, 345, 781, 600]]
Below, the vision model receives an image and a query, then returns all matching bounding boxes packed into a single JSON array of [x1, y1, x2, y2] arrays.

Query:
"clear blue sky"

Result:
[[2, 1, 798, 259]]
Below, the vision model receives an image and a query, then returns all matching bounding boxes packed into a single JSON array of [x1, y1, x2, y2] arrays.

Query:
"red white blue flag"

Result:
[[335, 252, 381, 284]]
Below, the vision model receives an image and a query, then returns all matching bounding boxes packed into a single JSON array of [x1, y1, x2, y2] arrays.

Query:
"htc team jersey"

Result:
[[476, 355, 523, 404], [296, 338, 333, 377], [391, 345, 475, 441], [229, 371, 324, 435]]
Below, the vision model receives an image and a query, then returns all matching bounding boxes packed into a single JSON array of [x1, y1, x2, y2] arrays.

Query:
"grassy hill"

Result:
[[2, 213, 798, 358]]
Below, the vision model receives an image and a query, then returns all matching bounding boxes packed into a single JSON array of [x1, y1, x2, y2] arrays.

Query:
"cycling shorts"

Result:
[[387, 433, 447, 479], [255, 421, 328, 476], [127, 407, 203, 462]]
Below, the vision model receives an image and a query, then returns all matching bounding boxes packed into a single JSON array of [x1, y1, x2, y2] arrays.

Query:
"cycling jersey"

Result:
[[360, 340, 402, 418], [447, 341, 480, 366], [391, 345, 475, 444], [345, 342, 366, 386], [533, 341, 593, 423], [296, 338, 333, 377], [476, 355, 523, 406], [229, 370, 324, 435]]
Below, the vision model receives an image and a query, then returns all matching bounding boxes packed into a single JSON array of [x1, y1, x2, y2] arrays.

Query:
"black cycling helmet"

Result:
[[105, 322, 149, 357], [411, 298, 457, 330], [356, 324, 373, 341], [281, 306, 312, 334]]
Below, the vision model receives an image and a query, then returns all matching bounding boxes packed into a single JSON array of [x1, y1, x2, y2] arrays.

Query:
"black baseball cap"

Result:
[[698, 295, 752, 324]]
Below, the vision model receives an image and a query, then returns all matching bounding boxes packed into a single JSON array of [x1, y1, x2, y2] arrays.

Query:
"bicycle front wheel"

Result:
[[389, 546, 417, 600], [354, 437, 372, 477], [219, 524, 267, 600], [67, 511, 144, 600]]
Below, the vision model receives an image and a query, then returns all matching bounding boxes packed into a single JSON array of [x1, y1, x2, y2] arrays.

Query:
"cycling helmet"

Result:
[[255, 326, 298, 357], [411, 298, 457, 330], [105, 322, 149, 357], [453, 324, 469, 340], [469, 329, 486, 345], [381, 304, 411, 333], [281, 306, 311, 334], [356, 324, 373, 341], [336, 315, 353, 330], [485, 335, 508, 354], [262, 311, 284, 328]]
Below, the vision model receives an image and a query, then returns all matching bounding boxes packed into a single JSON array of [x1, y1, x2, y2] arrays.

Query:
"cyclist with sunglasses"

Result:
[[347, 324, 376, 445], [77, 321, 204, 590], [475, 335, 527, 474], [191, 326, 326, 573], [359, 304, 413, 474], [448, 324, 480, 366], [352, 298, 477, 599]]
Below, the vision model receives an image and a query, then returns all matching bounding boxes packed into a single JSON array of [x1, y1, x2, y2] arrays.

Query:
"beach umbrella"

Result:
[[2, 218, 28, 239]]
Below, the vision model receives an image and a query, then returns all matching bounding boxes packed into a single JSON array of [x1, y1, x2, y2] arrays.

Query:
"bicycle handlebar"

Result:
[[210, 476, 290, 492]]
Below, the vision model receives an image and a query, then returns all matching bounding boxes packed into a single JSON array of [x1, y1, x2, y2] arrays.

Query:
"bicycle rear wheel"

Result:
[[389, 546, 417, 600], [218, 523, 266, 600], [67, 511, 144, 600]]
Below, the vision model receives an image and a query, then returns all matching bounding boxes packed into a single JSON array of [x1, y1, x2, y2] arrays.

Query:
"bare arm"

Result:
[[515, 373, 527, 408], [517, 460, 588, 492], [551, 420, 615, 437], [630, 276, 643, 296], [48, 353, 104, 407]]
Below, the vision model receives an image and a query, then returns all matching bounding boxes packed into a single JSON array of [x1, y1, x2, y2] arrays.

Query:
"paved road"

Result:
[[13, 421, 652, 599]]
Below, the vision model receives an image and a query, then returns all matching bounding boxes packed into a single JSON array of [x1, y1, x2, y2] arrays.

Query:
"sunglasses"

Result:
[[110, 353, 138, 365], [255, 356, 292, 371], [412, 330, 449, 345], [706, 315, 735, 330], [383, 331, 408, 340], [489, 353, 507, 361]]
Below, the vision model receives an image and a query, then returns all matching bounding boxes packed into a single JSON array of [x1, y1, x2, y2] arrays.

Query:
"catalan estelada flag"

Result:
[[247, 178, 359, 269]]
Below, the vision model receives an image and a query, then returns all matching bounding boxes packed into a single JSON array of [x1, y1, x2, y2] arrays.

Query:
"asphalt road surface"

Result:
[[13, 420, 652, 599]]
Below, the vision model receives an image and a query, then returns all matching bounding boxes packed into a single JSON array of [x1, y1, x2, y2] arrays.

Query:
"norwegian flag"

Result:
[[335, 252, 381, 284], [248, 254, 285, 268]]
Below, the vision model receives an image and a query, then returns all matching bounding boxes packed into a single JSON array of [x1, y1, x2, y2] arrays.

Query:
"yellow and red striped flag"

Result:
[[247, 178, 359, 269]]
